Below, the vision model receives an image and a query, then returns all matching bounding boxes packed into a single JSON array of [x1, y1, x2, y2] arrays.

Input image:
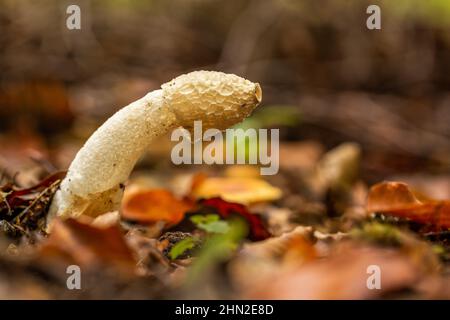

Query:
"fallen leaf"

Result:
[[122, 189, 194, 226], [184, 218, 248, 289], [367, 181, 450, 230], [241, 226, 315, 263], [169, 237, 198, 260], [0, 133, 50, 187], [0, 171, 66, 236], [157, 231, 200, 260], [192, 177, 282, 204], [3, 171, 66, 198], [190, 214, 230, 234], [229, 227, 316, 293], [245, 242, 439, 299], [126, 229, 172, 275], [199, 197, 271, 241], [39, 218, 135, 274]]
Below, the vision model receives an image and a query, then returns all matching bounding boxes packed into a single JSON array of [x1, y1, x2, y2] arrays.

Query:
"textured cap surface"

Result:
[[162, 70, 261, 130]]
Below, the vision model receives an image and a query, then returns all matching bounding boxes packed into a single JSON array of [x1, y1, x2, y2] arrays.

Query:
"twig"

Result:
[[14, 180, 61, 225]]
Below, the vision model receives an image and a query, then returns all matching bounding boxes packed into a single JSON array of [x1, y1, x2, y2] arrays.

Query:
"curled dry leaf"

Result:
[[38, 218, 136, 274], [192, 177, 282, 204], [241, 226, 315, 262], [367, 181, 450, 230], [230, 227, 315, 296], [122, 189, 194, 226], [125, 229, 172, 276], [0, 171, 66, 211]]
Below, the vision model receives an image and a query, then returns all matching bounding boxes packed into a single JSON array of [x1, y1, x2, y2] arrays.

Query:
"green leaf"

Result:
[[190, 214, 230, 234], [190, 214, 219, 225], [169, 237, 197, 260], [198, 220, 230, 234], [185, 218, 248, 285]]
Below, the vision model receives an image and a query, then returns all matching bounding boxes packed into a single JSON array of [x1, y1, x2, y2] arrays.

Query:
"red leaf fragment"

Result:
[[1, 171, 66, 225], [2, 171, 66, 204], [199, 197, 271, 241]]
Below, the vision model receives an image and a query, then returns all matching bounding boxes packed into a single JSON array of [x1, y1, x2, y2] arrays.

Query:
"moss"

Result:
[[350, 221, 404, 247]]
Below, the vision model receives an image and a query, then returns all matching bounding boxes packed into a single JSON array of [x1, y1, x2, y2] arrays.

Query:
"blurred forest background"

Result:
[[1, 0, 450, 185]]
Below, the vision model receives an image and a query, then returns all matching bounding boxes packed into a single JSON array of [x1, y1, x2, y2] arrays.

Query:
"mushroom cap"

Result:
[[162, 70, 262, 131]]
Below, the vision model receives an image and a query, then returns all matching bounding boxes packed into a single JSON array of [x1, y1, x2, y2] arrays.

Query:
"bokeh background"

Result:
[[1, 0, 450, 184]]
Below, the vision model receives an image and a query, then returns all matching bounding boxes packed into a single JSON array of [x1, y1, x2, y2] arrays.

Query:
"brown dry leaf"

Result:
[[230, 227, 315, 294], [240, 226, 315, 262], [367, 181, 450, 229], [125, 229, 171, 276], [122, 189, 194, 225], [245, 242, 442, 299], [0, 133, 49, 187], [39, 218, 136, 274], [192, 177, 282, 204]]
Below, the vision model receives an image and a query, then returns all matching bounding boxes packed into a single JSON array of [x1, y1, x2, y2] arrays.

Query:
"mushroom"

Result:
[[48, 71, 262, 224]]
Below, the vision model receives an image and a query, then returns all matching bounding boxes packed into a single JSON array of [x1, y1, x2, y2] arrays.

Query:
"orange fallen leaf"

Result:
[[192, 177, 282, 204], [122, 189, 194, 225], [39, 218, 135, 274], [367, 181, 450, 230]]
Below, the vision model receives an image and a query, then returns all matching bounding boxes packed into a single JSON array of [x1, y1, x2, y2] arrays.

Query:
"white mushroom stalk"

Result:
[[48, 71, 262, 223]]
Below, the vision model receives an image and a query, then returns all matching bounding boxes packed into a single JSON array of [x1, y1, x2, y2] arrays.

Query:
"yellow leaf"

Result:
[[192, 177, 282, 204]]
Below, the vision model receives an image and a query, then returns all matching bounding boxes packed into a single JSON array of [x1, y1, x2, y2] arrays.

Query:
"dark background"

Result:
[[1, 0, 450, 181]]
